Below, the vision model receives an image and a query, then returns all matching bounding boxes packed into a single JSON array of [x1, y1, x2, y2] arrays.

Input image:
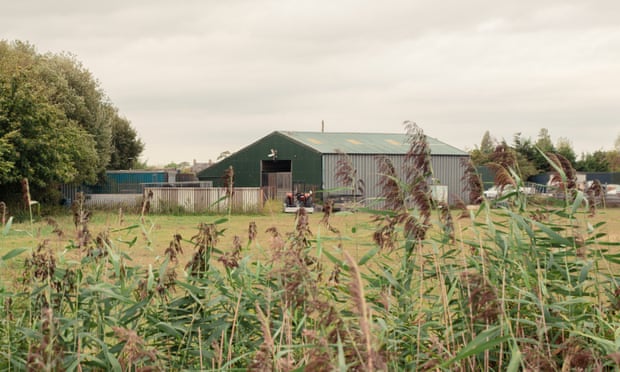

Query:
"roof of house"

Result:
[[277, 131, 468, 156]]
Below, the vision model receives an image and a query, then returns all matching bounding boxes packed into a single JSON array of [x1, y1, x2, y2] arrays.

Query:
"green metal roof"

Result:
[[277, 131, 468, 156]]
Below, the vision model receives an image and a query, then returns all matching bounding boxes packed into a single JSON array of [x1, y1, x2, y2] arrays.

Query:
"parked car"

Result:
[[483, 185, 534, 199], [605, 184, 619, 196], [484, 185, 509, 199]]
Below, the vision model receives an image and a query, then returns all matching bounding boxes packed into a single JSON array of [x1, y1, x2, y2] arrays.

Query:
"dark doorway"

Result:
[[261, 160, 292, 201]]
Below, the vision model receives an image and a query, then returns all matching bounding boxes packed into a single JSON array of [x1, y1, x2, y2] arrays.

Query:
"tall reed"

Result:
[[1, 129, 619, 370]]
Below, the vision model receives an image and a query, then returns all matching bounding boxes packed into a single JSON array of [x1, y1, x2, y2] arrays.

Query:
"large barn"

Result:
[[197, 131, 470, 206]]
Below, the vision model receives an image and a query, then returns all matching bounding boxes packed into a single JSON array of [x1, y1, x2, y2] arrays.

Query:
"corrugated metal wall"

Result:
[[88, 171, 170, 194], [147, 187, 263, 213], [431, 155, 469, 204], [322, 154, 468, 207]]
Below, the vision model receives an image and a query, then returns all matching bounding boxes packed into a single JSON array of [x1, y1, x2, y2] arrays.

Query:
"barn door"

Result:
[[261, 160, 292, 201]]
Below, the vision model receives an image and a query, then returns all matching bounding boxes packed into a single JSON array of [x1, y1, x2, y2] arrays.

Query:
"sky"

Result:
[[3, 0, 619, 166]]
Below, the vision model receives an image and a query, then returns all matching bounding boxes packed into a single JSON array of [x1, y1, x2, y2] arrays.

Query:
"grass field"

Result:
[[2, 205, 619, 284]]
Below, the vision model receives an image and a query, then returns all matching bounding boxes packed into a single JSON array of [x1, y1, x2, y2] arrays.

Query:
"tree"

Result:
[[480, 130, 494, 154], [108, 110, 144, 170], [0, 72, 99, 187], [42, 52, 113, 175], [576, 151, 609, 172], [470, 130, 495, 165], [606, 150, 620, 172], [555, 137, 577, 166], [535, 128, 554, 153], [0, 40, 144, 204], [530, 128, 558, 172], [163, 161, 190, 171], [0, 132, 15, 183], [511, 133, 539, 180], [602, 134, 620, 172]]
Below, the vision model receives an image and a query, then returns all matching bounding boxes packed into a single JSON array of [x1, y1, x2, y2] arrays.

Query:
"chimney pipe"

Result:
[[321, 120, 324, 133]]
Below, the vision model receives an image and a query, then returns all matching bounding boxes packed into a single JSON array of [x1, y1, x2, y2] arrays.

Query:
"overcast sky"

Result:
[[3, 1, 619, 165]]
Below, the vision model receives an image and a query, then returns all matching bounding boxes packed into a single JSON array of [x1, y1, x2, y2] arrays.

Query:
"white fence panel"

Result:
[[84, 194, 142, 208], [146, 187, 263, 213], [82, 188, 263, 213]]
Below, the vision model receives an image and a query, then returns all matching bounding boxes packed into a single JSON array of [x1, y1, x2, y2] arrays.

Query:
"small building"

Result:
[[88, 170, 177, 194], [197, 131, 470, 206]]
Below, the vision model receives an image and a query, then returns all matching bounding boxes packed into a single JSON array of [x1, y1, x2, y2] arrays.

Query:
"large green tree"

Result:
[[0, 40, 143, 204], [0, 70, 99, 185], [41, 52, 114, 173]]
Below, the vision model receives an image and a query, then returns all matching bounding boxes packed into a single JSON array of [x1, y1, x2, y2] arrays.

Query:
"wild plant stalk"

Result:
[[402, 120, 433, 240], [223, 165, 234, 216], [344, 251, 374, 371], [21, 178, 36, 235], [0, 201, 6, 227], [460, 157, 483, 204], [415, 244, 424, 368], [335, 150, 365, 205], [227, 290, 243, 364], [140, 189, 153, 222]]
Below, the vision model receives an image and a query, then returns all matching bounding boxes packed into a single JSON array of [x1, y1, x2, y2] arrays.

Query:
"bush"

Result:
[[261, 198, 284, 215]]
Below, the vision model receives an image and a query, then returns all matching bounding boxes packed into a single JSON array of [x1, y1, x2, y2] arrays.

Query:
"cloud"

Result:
[[2, 1, 619, 164]]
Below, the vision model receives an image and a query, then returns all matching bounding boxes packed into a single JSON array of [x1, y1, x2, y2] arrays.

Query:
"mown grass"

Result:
[[2, 205, 619, 283], [0, 209, 374, 281]]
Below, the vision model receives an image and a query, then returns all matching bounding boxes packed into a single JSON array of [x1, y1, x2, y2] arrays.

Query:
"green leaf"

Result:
[[578, 261, 593, 284], [147, 264, 154, 293], [571, 190, 585, 215], [337, 333, 347, 372], [2, 216, 13, 235], [110, 224, 140, 233], [1, 247, 27, 261], [440, 326, 509, 368], [156, 322, 184, 338], [506, 347, 523, 372], [103, 346, 122, 372], [358, 246, 379, 266], [83, 284, 133, 303], [176, 281, 204, 295], [571, 330, 617, 353], [532, 221, 571, 247], [603, 253, 620, 264], [322, 248, 344, 267]]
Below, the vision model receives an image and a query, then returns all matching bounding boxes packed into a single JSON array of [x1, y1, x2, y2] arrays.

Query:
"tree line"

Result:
[[0, 40, 144, 206], [470, 128, 620, 180]]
